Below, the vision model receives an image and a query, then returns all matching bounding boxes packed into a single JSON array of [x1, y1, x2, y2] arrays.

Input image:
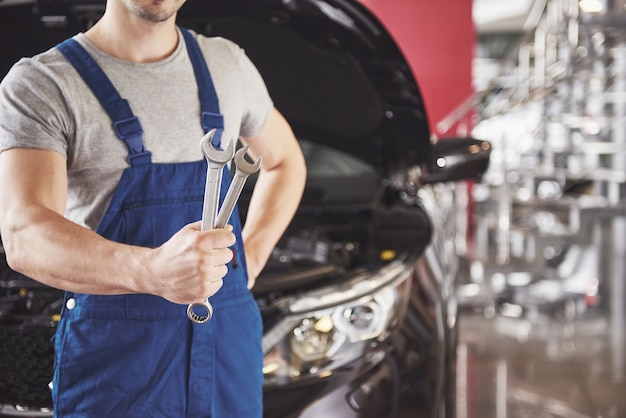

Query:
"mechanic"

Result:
[[0, 0, 306, 417]]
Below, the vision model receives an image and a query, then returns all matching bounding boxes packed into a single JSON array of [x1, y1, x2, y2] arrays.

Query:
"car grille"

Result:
[[0, 325, 55, 409]]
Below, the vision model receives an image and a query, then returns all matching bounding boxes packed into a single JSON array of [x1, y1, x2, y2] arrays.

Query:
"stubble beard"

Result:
[[123, 0, 184, 23]]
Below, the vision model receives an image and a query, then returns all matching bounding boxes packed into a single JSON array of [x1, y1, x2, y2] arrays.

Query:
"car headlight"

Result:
[[262, 262, 412, 386]]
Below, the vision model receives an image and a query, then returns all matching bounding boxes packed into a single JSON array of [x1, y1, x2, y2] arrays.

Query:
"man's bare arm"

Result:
[[0, 148, 232, 304], [240, 108, 307, 287]]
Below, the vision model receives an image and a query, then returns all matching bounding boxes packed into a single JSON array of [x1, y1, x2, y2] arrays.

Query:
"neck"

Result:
[[85, 2, 180, 63]]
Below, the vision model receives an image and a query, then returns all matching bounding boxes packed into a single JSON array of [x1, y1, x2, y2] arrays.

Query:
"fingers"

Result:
[[191, 274, 224, 304], [189, 234, 233, 301], [146, 225, 240, 305], [200, 248, 233, 269], [187, 221, 233, 233]]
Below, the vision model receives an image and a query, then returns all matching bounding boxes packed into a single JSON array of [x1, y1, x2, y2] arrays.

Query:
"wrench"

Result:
[[215, 146, 262, 229], [200, 130, 235, 231], [187, 129, 235, 324]]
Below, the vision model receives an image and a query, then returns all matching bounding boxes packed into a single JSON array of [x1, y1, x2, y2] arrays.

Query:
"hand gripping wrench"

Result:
[[187, 129, 235, 324]]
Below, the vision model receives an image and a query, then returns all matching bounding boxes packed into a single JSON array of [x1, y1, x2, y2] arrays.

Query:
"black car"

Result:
[[0, 1, 490, 417]]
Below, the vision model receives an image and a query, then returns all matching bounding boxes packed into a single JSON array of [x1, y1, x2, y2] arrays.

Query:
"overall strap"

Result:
[[56, 39, 152, 166], [179, 27, 224, 148]]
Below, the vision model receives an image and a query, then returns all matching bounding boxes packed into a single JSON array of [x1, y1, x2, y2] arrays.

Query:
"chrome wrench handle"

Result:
[[215, 147, 262, 229], [187, 130, 235, 324], [200, 131, 235, 231]]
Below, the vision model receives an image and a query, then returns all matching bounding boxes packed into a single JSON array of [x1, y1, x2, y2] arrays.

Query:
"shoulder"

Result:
[[200, 35, 242, 54], [2, 41, 78, 95], [183, 28, 245, 64], [0, 40, 84, 156]]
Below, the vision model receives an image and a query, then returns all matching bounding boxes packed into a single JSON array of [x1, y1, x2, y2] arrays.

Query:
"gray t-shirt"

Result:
[[0, 29, 273, 230]]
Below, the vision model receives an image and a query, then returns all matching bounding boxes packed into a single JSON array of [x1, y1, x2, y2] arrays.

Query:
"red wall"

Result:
[[357, 0, 476, 137]]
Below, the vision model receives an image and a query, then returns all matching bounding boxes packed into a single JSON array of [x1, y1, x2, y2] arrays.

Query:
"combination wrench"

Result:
[[187, 130, 262, 323], [200, 130, 235, 231], [187, 129, 234, 324], [214, 146, 262, 228]]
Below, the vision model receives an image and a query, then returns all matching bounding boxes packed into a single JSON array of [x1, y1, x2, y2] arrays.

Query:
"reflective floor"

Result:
[[456, 298, 626, 418], [456, 197, 626, 418]]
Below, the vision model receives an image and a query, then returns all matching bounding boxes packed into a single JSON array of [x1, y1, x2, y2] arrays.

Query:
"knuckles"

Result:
[[197, 228, 236, 249]]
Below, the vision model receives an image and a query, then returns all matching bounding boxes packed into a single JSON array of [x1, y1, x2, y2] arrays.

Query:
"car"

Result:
[[0, 1, 490, 417]]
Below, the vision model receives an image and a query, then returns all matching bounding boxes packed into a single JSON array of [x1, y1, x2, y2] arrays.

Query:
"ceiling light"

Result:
[[579, 0, 603, 13]]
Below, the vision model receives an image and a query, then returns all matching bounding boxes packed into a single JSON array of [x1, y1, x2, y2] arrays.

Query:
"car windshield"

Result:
[[300, 139, 375, 178], [298, 139, 380, 206]]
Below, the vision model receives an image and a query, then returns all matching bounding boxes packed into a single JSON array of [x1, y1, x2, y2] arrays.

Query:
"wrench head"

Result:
[[233, 146, 262, 174], [200, 129, 235, 163]]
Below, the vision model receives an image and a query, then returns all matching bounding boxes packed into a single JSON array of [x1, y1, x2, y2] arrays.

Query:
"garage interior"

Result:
[[1, 0, 625, 417], [459, 0, 626, 417]]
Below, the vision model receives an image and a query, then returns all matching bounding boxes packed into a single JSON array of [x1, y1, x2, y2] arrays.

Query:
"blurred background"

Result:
[[0, 1, 625, 417], [459, 0, 626, 417]]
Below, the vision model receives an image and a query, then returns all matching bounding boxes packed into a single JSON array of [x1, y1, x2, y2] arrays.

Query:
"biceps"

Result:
[[241, 108, 300, 170], [0, 148, 68, 216]]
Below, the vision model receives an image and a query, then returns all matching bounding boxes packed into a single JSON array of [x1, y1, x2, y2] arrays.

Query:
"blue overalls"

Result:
[[52, 28, 263, 418]]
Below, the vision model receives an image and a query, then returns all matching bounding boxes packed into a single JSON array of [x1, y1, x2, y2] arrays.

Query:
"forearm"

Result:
[[2, 204, 149, 295], [3, 204, 234, 303], [0, 148, 146, 294], [239, 108, 307, 282], [0, 148, 234, 304], [242, 152, 306, 279]]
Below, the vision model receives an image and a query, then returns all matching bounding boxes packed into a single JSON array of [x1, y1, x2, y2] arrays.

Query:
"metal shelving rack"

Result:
[[466, 0, 626, 331]]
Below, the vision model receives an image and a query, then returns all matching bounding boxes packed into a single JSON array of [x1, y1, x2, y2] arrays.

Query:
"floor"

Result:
[[456, 308, 626, 418], [455, 256, 626, 418]]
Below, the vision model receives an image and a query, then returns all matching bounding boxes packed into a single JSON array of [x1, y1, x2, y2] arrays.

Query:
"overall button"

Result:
[[191, 380, 212, 401], [65, 298, 76, 310]]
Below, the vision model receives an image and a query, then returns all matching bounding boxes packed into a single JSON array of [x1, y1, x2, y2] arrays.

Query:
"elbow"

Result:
[[1, 225, 31, 276], [2, 233, 25, 274], [292, 143, 307, 191], [298, 162, 307, 197]]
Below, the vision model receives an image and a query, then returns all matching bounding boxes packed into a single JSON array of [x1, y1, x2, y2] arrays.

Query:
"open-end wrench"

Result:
[[215, 146, 262, 229], [187, 129, 235, 324], [200, 130, 235, 231]]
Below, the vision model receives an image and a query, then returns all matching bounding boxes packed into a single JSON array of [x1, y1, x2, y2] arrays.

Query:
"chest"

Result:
[[67, 57, 245, 168]]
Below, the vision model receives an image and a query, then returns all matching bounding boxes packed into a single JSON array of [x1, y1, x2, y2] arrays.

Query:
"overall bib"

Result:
[[52, 28, 263, 418]]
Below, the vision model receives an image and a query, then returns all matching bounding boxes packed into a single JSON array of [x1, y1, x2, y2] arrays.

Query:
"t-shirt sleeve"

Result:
[[0, 57, 70, 157], [231, 44, 274, 138]]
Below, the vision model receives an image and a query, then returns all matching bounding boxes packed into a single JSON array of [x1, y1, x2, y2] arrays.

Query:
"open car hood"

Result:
[[0, 0, 432, 176], [180, 0, 433, 174], [0, 0, 490, 293]]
